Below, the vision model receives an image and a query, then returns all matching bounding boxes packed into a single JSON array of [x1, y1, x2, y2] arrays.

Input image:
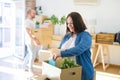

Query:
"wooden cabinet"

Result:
[[31, 24, 53, 47]]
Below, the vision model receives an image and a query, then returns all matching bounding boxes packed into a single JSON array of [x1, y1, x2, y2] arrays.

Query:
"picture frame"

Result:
[[74, 0, 98, 5]]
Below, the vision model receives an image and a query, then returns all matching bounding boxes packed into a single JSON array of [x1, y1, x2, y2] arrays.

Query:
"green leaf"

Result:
[[49, 15, 66, 25], [60, 57, 77, 69], [36, 21, 40, 25], [50, 15, 59, 25], [59, 16, 66, 25]]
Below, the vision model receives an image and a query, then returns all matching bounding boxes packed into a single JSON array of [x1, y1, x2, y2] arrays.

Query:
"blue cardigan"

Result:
[[59, 31, 94, 80]]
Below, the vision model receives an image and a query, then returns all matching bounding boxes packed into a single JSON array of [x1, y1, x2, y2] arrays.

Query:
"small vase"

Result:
[[35, 24, 40, 28]]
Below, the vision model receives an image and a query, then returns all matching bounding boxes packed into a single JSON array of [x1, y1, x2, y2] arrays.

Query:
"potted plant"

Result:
[[50, 15, 66, 25], [35, 21, 40, 28], [59, 16, 66, 25], [50, 15, 59, 25], [59, 16, 66, 35], [49, 15, 66, 35], [49, 15, 59, 35]]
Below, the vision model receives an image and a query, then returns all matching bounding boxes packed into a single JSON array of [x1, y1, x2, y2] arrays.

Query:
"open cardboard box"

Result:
[[42, 60, 82, 80]]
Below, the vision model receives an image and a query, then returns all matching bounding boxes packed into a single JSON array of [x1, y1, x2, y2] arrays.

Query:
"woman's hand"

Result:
[[52, 53, 60, 60], [50, 49, 61, 60], [52, 51, 61, 60]]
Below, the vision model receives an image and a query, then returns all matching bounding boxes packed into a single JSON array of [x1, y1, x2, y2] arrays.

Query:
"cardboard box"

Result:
[[42, 61, 82, 80], [38, 50, 51, 63], [31, 23, 53, 47], [36, 15, 47, 24]]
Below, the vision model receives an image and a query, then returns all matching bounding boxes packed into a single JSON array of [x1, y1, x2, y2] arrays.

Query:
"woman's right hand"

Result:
[[52, 53, 61, 60], [52, 54, 59, 60], [49, 49, 61, 60]]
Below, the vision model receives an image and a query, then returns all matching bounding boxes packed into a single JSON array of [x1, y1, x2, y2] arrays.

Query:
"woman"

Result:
[[52, 12, 94, 80]]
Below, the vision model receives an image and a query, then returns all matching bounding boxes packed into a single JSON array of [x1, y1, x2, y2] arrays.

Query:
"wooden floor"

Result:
[[0, 56, 120, 80], [95, 63, 120, 75]]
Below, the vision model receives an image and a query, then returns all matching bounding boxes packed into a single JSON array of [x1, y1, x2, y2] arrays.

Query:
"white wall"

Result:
[[97, 45, 120, 65], [96, 0, 120, 33], [36, 0, 120, 65], [36, 0, 120, 33]]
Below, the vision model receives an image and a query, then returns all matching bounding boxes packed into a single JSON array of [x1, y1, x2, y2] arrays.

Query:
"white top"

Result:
[[61, 36, 76, 49], [25, 19, 35, 28], [24, 18, 35, 45], [61, 36, 76, 61]]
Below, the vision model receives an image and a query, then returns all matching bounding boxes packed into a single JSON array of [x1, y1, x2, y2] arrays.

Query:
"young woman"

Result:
[[52, 12, 94, 80]]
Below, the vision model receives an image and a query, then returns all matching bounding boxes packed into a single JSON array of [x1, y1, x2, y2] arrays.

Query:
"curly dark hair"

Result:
[[66, 12, 87, 33]]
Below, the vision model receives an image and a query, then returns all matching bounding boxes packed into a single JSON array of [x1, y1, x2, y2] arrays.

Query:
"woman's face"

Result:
[[67, 16, 75, 33]]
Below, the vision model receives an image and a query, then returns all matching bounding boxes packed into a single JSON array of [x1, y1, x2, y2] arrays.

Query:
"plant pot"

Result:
[[35, 24, 40, 28], [59, 25, 66, 36], [54, 24, 60, 35], [54, 24, 66, 35]]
